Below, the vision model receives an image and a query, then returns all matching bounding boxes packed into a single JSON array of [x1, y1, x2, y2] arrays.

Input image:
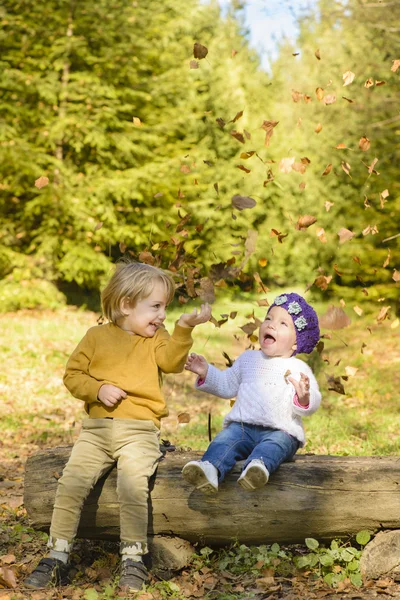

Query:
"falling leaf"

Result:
[[375, 80, 386, 86], [366, 157, 379, 174], [138, 251, 155, 265], [231, 130, 245, 144], [178, 412, 191, 424], [323, 94, 336, 105], [189, 60, 199, 69], [240, 322, 258, 336], [279, 157, 295, 173], [244, 129, 251, 140], [180, 164, 191, 174], [296, 215, 317, 230], [292, 162, 306, 174], [213, 182, 219, 195], [132, 117, 142, 126], [333, 263, 342, 276], [335, 143, 347, 149], [342, 96, 354, 103], [193, 42, 208, 59], [291, 89, 303, 102], [231, 195, 256, 210], [257, 298, 269, 307], [345, 366, 358, 377], [377, 306, 390, 322], [299, 182, 306, 191], [316, 227, 327, 243], [270, 229, 288, 243], [383, 249, 391, 268], [359, 136, 370, 152], [261, 120, 279, 147], [315, 48, 321, 60], [364, 78, 374, 88], [316, 87, 324, 101], [258, 258, 267, 267], [391, 59, 400, 72], [236, 164, 251, 173], [216, 118, 225, 129], [315, 123, 323, 133], [314, 275, 332, 290], [243, 229, 258, 262], [232, 48, 238, 58], [343, 70, 355, 86], [320, 306, 351, 330], [322, 164, 332, 176], [240, 151, 255, 159], [94, 222, 103, 231], [393, 269, 400, 283], [380, 189, 389, 208], [34, 176, 49, 189], [231, 110, 244, 123], [338, 228, 355, 244], [153, 192, 163, 198], [341, 161, 352, 177], [197, 277, 215, 303], [325, 200, 333, 211], [353, 305, 363, 316], [326, 374, 346, 395]]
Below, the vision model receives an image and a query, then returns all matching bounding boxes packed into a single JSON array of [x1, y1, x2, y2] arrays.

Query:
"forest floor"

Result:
[[1, 304, 400, 599]]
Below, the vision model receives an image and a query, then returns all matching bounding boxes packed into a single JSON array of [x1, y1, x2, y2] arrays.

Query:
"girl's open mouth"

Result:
[[262, 333, 276, 345]]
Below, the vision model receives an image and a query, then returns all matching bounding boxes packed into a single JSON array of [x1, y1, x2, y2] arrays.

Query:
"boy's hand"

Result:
[[288, 373, 310, 406], [185, 353, 209, 379], [98, 384, 127, 407], [178, 303, 211, 328]]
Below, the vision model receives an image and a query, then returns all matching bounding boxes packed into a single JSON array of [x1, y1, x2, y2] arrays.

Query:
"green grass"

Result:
[[0, 294, 399, 457]]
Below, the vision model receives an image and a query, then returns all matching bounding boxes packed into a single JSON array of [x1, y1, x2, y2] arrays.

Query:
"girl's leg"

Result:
[[245, 428, 299, 475], [113, 419, 162, 558], [202, 422, 254, 481], [49, 419, 115, 550]]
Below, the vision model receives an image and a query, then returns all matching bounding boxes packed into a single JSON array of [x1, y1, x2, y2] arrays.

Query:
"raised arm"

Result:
[[186, 353, 242, 399]]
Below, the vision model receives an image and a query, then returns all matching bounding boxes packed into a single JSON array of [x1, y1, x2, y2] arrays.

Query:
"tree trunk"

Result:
[[24, 446, 400, 546]]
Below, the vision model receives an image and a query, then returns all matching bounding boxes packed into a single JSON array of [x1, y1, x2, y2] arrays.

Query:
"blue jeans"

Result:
[[202, 422, 300, 481]]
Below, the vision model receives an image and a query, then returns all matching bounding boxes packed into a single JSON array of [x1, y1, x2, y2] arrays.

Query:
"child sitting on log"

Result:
[[182, 293, 321, 493], [24, 261, 211, 593]]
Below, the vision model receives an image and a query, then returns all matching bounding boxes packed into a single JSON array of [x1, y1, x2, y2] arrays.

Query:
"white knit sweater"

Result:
[[196, 350, 321, 446]]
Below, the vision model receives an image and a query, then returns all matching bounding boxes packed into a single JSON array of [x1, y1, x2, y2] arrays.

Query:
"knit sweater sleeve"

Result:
[[63, 329, 107, 404], [288, 360, 321, 416], [154, 323, 193, 374], [195, 356, 242, 399]]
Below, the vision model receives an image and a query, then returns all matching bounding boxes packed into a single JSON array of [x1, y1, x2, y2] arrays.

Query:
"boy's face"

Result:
[[117, 281, 168, 337], [259, 306, 297, 358]]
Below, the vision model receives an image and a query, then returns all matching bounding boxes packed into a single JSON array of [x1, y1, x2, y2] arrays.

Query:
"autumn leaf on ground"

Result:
[[0, 566, 17, 588], [391, 59, 400, 72], [322, 164, 332, 176], [231, 195, 256, 210], [279, 157, 295, 173], [193, 42, 208, 59], [295, 215, 317, 230], [359, 136, 370, 151], [338, 228, 355, 243], [343, 70, 355, 86], [34, 176, 49, 189], [189, 60, 199, 69], [261, 120, 279, 147], [323, 94, 336, 105], [132, 117, 142, 126], [320, 306, 351, 330], [231, 130, 245, 144], [178, 412, 191, 424]]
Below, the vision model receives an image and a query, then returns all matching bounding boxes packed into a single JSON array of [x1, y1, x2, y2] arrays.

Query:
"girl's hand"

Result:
[[185, 353, 209, 379], [98, 384, 127, 407], [288, 373, 310, 406], [178, 303, 212, 328]]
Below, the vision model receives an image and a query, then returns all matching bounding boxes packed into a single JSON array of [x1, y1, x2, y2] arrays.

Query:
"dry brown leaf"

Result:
[[345, 366, 358, 377], [257, 298, 269, 307], [364, 77, 374, 88], [335, 143, 347, 149], [291, 89, 303, 102], [231, 130, 245, 144], [316, 227, 327, 243], [323, 94, 336, 105], [342, 96, 354, 103], [315, 122, 323, 133], [320, 306, 351, 330], [270, 229, 288, 243], [296, 215, 317, 230], [216, 117, 225, 129], [315, 48, 321, 60], [393, 269, 400, 283], [178, 412, 191, 424], [338, 228, 355, 244], [193, 42, 208, 59], [240, 322, 258, 336], [240, 151, 255, 159], [359, 136, 370, 151], [94, 222, 103, 231], [236, 164, 250, 173], [380, 188, 389, 208], [197, 277, 215, 303], [189, 60, 199, 69], [377, 306, 390, 322], [325, 201, 334, 211], [322, 164, 332, 176], [0, 566, 17, 589], [326, 374, 346, 395], [375, 80, 386, 86], [132, 117, 142, 126], [34, 176, 49, 189], [231, 110, 244, 123], [299, 181, 306, 191], [341, 161, 352, 177], [383, 249, 391, 268], [314, 275, 332, 291], [279, 157, 295, 173], [231, 195, 256, 211], [353, 305, 363, 316], [391, 59, 400, 72], [292, 162, 306, 174], [316, 87, 324, 101], [343, 70, 355, 86], [180, 164, 191, 174], [138, 251, 155, 265], [261, 120, 279, 147]]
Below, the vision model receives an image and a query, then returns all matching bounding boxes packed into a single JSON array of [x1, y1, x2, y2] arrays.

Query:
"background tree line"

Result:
[[0, 0, 398, 312]]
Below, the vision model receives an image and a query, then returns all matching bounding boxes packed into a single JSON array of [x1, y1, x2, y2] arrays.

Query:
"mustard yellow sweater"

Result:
[[63, 322, 193, 427]]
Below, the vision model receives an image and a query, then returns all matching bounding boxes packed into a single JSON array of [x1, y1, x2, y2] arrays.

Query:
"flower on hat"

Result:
[[294, 316, 308, 331], [274, 295, 287, 306], [288, 301, 301, 315]]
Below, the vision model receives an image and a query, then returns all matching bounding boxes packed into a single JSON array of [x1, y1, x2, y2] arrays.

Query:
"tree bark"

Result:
[[24, 446, 400, 546]]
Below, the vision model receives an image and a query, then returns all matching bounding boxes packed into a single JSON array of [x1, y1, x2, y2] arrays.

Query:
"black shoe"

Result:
[[119, 559, 149, 592], [24, 557, 69, 589]]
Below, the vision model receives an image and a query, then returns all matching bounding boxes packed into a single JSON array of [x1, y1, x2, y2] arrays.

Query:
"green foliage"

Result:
[[0, 277, 66, 311], [295, 531, 372, 587]]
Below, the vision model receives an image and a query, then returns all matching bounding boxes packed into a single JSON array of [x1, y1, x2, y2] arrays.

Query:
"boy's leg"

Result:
[[199, 422, 253, 481], [238, 428, 299, 490], [25, 419, 114, 589], [114, 419, 162, 592]]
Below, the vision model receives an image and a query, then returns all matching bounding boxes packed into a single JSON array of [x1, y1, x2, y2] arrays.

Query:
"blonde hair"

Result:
[[101, 261, 175, 324]]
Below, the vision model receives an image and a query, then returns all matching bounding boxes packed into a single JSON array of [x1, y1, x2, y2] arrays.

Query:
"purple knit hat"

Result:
[[268, 293, 320, 355]]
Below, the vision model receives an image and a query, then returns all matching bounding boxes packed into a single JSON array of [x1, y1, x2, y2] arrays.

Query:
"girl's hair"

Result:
[[101, 261, 175, 323]]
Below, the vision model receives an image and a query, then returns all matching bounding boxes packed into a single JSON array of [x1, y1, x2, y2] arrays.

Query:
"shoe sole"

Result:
[[238, 466, 269, 491], [182, 464, 218, 494]]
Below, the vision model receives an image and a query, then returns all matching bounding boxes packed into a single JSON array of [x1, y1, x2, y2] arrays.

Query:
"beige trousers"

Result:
[[48, 418, 161, 556]]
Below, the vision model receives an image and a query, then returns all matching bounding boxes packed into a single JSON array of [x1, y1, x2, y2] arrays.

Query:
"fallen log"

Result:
[[24, 446, 400, 546]]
